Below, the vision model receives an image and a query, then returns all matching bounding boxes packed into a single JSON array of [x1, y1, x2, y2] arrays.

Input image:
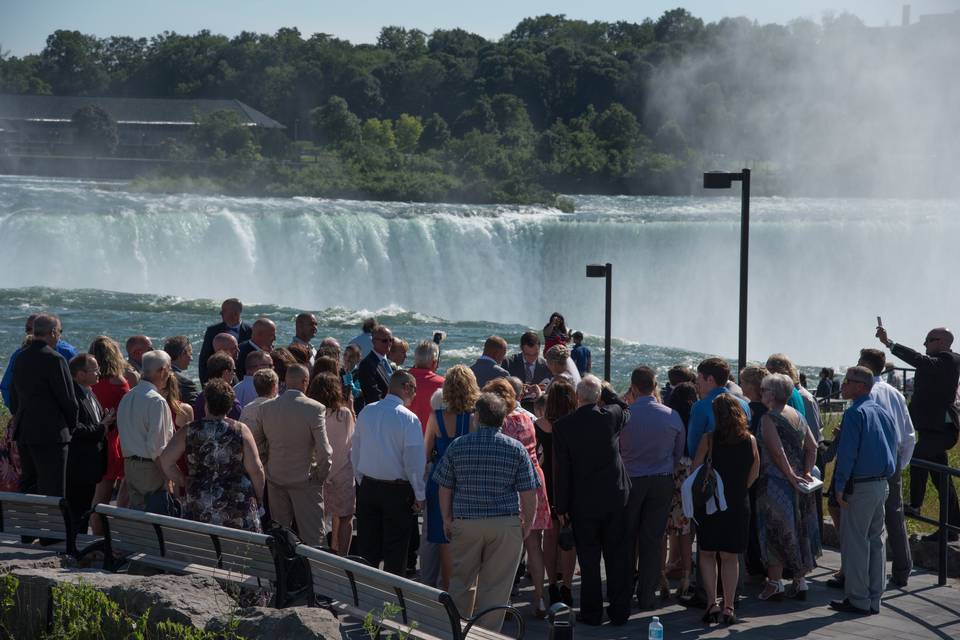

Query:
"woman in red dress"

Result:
[[89, 337, 133, 533]]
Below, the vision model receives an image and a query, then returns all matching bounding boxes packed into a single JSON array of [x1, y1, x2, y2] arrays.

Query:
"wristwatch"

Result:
[[886, 339, 895, 349]]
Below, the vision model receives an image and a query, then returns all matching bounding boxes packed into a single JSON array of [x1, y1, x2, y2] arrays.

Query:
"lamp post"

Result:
[[586, 263, 612, 382], [703, 169, 751, 375]]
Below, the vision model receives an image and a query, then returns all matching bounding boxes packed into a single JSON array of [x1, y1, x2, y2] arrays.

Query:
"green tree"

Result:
[[394, 113, 424, 153], [654, 8, 704, 42], [40, 30, 109, 95], [190, 109, 259, 159], [310, 96, 361, 148], [653, 119, 688, 156], [71, 104, 118, 156], [419, 113, 451, 150], [362, 118, 397, 150], [594, 102, 640, 151]]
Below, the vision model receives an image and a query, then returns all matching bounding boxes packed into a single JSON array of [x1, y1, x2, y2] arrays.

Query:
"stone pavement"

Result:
[[505, 547, 960, 640]]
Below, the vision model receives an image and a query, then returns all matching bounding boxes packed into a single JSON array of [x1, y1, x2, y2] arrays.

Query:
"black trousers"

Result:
[[625, 475, 673, 606], [571, 507, 631, 624], [910, 429, 960, 528], [357, 478, 415, 576], [19, 443, 67, 497], [65, 482, 96, 535]]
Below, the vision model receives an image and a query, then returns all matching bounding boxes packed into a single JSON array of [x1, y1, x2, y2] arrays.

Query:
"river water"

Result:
[[1, 175, 956, 387]]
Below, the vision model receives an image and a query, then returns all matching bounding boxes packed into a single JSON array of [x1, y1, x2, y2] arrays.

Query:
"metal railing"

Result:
[[904, 458, 960, 586]]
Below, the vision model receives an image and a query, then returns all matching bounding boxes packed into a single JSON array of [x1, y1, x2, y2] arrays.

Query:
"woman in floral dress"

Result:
[[159, 379, 265, 532]]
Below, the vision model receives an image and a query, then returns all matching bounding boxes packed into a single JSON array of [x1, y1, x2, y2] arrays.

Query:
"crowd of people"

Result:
[[2, 299, 959, 630]]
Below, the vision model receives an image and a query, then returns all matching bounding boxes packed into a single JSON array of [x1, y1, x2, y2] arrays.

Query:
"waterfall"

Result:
[[1, 175, 957, 366]]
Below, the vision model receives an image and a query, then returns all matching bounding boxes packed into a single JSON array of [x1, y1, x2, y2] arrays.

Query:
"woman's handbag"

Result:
[[692, 433, 718, 513]]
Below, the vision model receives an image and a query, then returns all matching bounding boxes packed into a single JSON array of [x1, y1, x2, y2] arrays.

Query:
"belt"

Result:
[[365, 477, 410, 485], [852, 475, 886, 484], [125, 455, 152, 462]]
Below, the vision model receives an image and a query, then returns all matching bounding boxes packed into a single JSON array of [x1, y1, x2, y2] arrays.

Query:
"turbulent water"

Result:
[[1, 174, 958, 385]]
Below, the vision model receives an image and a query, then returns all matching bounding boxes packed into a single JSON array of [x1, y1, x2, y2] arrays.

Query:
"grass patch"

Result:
[[820, 412, 960, 535]]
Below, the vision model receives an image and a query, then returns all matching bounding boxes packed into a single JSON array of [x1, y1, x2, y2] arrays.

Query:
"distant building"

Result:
[[0, 94, 285, 157]]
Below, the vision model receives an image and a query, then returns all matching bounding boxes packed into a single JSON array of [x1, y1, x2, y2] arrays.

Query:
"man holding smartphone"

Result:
[[878, 324, 960, 542]]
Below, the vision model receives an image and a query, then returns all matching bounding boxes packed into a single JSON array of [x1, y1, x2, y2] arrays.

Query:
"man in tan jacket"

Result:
[[252, 364, 332, 545]]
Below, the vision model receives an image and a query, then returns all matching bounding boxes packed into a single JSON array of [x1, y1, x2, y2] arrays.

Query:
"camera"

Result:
[[432, 331, 446, 344]]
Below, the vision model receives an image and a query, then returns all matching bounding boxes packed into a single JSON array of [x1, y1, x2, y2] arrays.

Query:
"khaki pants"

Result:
[[449, 516, 523, 631], [123, 458, 165, 509], [268, 479, 325, 546]]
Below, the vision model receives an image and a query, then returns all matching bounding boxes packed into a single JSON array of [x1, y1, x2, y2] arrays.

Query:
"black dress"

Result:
[[696, 435, 754, 553]]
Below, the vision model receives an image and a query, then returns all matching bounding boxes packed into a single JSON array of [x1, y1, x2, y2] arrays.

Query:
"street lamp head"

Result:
[[586, 264, 608, 278], [703, 171, 743, 189]]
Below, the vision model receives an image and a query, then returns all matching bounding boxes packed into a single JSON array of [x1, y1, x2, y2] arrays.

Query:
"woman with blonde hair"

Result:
[[484, 377, 552, 617], [88, 336, 131, 530], [423, 364, 479, 589]]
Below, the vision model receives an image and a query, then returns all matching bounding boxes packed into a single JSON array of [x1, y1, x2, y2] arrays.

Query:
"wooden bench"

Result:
[[296, 544, 524, 640], [0, 491, 100, 558], [94, 504, 286, 606]]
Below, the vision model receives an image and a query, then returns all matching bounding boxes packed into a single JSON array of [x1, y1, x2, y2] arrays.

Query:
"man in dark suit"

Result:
[[163, 335, 199, 405], [879, 325, 960, 542], [357, 324, 394, 408], [503, 331, 551, 385], [554, 375, 631, 626], [68, 354, 110, 534], [470, 336, 509, 388], [9, 314, 78, 499], [198, 298, 252, 384], [237, 318, 277, 380]]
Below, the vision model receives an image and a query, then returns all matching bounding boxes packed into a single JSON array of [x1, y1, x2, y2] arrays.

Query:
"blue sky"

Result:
[[2, 0, 959, 56]]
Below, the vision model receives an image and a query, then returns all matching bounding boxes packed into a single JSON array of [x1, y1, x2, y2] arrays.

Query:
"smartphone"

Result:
[[877, 316, 883, 328]]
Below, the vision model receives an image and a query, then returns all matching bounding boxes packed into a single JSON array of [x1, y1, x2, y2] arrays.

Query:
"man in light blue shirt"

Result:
[[621, 366, 684, 608], [687, 358, 751, 457], [830, 366, 896, 615]]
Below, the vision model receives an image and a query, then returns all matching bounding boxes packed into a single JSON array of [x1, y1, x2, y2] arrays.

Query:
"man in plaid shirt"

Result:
[[435, 392, 539, 631]]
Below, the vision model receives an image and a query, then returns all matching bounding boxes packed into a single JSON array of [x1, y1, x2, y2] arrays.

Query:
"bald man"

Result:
[[237, 318, 277, 381], [878, 325, 960, 543], [199, 299, 252, 383]]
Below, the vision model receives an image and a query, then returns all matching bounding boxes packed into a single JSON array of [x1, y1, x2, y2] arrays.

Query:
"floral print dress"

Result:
[[183, 418, 261, 533]]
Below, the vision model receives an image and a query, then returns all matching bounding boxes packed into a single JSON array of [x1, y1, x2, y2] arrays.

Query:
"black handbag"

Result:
[[692, 434, 718, 514], [144, 489, 182, 518]]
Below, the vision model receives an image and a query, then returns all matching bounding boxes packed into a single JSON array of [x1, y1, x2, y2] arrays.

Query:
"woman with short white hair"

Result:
[[756, 373, 821, 601]]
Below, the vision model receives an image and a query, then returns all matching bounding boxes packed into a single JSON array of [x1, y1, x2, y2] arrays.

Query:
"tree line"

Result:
[[1, 9, 904, 202]]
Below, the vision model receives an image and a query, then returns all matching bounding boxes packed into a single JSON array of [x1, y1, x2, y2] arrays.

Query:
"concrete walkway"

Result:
[[508, 547, 959, 640]]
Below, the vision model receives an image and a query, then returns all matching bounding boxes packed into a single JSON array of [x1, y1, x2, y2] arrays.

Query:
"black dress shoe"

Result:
[[826, 575, 845, 589], [870, 608, 880, 615], [888, 576, 908, 588], [560, 585, 574, 607], [829, 599, 871, 615], [903, 504, 921, 518], [921, 529, 960, 543]]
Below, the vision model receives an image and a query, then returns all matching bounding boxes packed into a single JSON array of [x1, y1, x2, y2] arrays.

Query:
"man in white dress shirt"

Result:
[[351, 369, 426, 575], [859, 348, 916, 586], [117, 350, 175, 509]]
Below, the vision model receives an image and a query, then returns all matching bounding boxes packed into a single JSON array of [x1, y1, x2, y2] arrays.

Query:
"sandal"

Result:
[[785, 577, 808, 601], [759, 579, 784, 601], [701, 603, 721, 624], [534, 597, 547, 619], [722, 606, 738, 625]]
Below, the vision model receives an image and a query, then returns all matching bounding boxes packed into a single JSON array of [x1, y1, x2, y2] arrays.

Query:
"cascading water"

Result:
[[1, 174, 958, 368]]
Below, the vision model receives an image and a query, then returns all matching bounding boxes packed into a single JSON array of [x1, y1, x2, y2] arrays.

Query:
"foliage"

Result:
[[71, 105, 118, 156], [0, 573, 17, 637], [44, 580, 246, 640], [189, 110, 259, 160], [362, 602, 417, 640]]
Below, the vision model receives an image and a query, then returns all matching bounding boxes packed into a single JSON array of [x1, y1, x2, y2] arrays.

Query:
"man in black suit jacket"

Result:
[[163, 335, 200, 405], [470, 336, 509, 388], [880, 325, 960, 540], [68, 354, 109, 534], [554, 375, 631, 626], [357, 325, 394, 409], [503, 331, 552, 385], [198, 298, 252, 383], [9, 314, 78, 499], [237, 318, 276, 380]]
